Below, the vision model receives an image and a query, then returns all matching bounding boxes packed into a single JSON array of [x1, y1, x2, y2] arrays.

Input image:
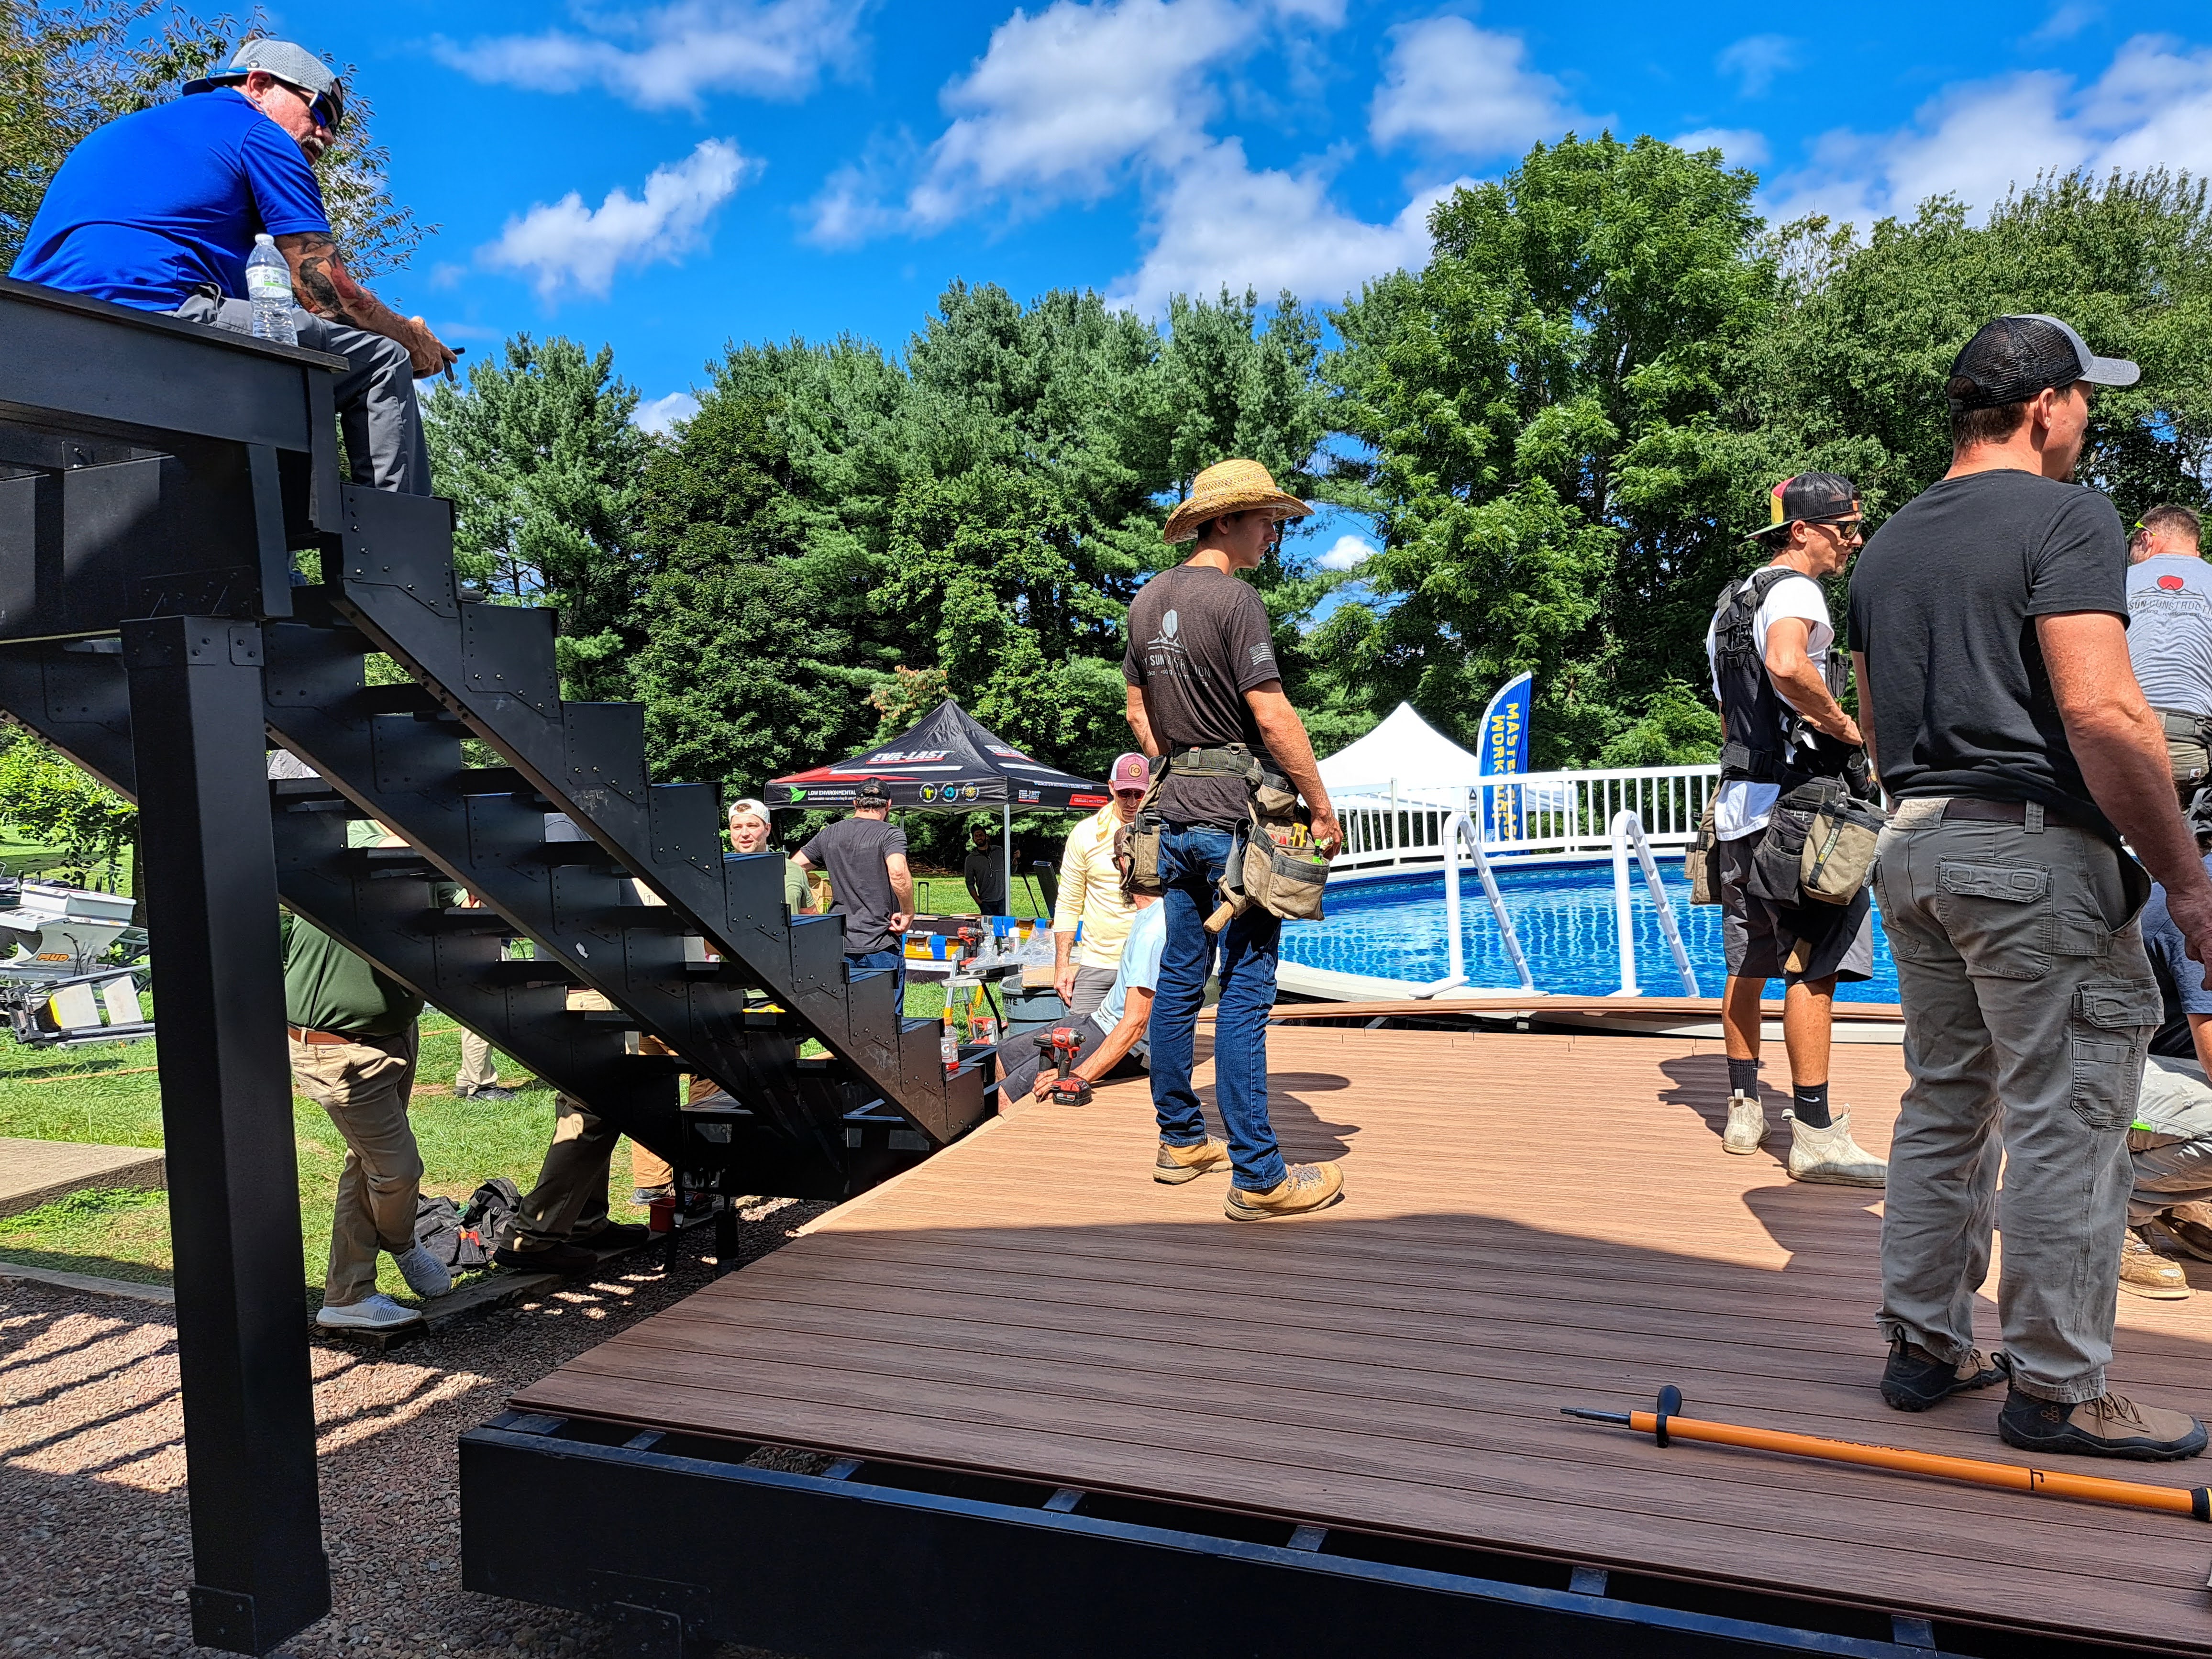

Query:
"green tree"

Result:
[[423, 335, 651, 700], [2, 3, 429, 274], [1325, 133, 1773, 766], [0, 730, 136, 884]]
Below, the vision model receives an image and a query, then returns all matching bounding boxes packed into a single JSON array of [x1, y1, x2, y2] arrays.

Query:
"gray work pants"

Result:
[[1872, 800, 2160, 1403], [170, 287, 432, 496]]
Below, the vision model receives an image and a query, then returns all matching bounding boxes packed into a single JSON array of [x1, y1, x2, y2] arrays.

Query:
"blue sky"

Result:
[[277, 0, 2212, 558]]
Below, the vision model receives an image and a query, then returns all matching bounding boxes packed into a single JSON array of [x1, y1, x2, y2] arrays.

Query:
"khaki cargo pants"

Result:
[[1872, 800, 2160, 1404], [289, 1024, 422, 1307]]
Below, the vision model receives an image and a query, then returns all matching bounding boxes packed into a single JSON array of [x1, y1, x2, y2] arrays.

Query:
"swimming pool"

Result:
[[1282, 861, 1900, 1002]]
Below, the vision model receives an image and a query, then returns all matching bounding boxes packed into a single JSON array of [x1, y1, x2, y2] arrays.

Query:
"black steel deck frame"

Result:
[[461, 1410, 2154, 1659]]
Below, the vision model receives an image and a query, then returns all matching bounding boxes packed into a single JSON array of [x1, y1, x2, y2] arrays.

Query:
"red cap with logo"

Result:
[[1108, 752, 1151, 794]]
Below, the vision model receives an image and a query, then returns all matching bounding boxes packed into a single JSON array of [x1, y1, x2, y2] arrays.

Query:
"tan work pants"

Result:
[[290, 1025, 422, 1306], [456, 1030, 498, 1092], [511, 1092, 620, 1248]]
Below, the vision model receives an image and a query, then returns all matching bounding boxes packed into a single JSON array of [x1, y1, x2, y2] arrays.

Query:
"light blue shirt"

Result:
[[1090, 901, 1167, 1055]]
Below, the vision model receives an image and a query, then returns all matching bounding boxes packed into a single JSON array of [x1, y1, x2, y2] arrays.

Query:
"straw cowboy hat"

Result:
[[1161, 458, 1313, 544]]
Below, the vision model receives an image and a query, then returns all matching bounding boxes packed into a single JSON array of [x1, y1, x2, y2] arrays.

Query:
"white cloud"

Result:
[[436, 0, 864, 110], [1768, 36, 2212, 227], [1108, 139, 1462, 314], [1369, 15, 1599, 155], [1717, 34, 1800, 99], [1315, 533, 1375, 571], [480, 140, 756, 300], [2032, 2, 2102, 43], [634, 392, 701, 435], [1670, 127, 1770, 166]]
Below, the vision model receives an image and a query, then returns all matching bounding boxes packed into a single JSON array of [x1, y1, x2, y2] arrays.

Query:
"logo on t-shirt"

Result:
[[1149, 609, 1182, 648], [2161, 575, 2186, 590]]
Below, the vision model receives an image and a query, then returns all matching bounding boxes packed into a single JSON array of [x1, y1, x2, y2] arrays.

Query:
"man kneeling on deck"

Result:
[[2116, 1062, 2212, 1299], [999, 856, 1166, 1105]]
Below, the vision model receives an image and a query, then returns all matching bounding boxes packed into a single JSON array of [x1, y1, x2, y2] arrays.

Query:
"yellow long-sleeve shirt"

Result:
[[1052, 803, 1138, 971]]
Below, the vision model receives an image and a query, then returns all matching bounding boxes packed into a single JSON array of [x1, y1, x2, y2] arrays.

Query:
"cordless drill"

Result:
[[1033, 1026, 1093, 1106]]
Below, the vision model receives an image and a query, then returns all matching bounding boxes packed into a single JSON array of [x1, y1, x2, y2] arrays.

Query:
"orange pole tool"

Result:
[[1564, 1386, 2212, 1522]]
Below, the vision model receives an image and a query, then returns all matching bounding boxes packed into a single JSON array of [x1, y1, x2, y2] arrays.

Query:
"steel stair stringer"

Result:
[[0, 636, 687, 1168], [321, 484, 985, 1148]]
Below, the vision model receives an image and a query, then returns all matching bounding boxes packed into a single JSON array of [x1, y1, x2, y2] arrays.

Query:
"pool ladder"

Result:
[[1411, 810, 1535, 997], [1610, 810, 1700, 997]]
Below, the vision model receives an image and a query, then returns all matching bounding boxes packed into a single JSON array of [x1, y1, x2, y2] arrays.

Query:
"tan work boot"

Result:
[[1786, 1109, 1886, 1187], [1721, 1091, 1766, 1154], [1154, 1137, 1231, 1184], [1225, 1161, 1344, 1220], [2121, 1228, 2191, 1299], [1999, 1387, 2208, 1460]]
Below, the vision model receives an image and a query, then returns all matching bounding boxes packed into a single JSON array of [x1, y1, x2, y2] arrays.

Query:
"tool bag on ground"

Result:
[[412, 1175, 521, 1269], [1685, 797, 1720, 906]]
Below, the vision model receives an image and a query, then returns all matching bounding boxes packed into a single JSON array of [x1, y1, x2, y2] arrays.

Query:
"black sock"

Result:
[[1727, 1058, 1759, 1097], [1793, 1082, 1832, 1129]]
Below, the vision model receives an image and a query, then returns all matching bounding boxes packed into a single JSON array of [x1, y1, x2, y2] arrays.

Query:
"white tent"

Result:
[[1316, 703, 1488, 804]]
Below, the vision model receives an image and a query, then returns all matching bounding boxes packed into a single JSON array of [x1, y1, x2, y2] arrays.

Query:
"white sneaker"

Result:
[[316, 1293, 423, 1331], [1722, 1091, 1767, 1154], [391, 1244, 453, 1297], [1787, 1109, 1887, 1187]]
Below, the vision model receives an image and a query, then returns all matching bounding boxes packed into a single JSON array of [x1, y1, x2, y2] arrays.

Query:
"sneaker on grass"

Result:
[[455, 1083, 520, 1103], [391, 1244, 453, 1298], [316, 1293, 422, 1332], [1998, 1388, 2207, 1460]]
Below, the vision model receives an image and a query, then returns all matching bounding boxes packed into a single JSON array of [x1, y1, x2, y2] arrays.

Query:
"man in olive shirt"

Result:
[[284, 908, 450, 1331]]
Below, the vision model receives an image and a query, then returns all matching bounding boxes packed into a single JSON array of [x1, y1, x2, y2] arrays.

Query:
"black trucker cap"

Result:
[[1745, 472, 1858, 542], [854, 777, 891, 806], [1947, 314, 2138, 412]]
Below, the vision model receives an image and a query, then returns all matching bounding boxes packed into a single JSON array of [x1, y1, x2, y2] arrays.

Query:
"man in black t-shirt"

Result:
[[1849, 314, 2212, 1460], [1123, 458, 1345, 1220], [796, 779, 914, 999]]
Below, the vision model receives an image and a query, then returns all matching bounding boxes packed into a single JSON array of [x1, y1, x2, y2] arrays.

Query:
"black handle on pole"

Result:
[[1653, 1384, 1681, 1449]]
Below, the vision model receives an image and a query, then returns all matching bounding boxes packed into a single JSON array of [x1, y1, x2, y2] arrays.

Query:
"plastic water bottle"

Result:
[[246, 234, 297, 346]]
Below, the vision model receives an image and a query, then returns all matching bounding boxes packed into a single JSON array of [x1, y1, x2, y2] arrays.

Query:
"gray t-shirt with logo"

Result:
[[2127, 554, 2212, 718], [1123, 564, 1281, 827]]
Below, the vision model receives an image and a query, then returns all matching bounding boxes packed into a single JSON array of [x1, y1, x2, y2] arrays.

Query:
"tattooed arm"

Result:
[[273, 232, 456, 377]]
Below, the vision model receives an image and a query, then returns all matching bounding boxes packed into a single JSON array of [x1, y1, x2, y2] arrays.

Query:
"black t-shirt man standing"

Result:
[[1122, 458, 1345, 1220], [1849, 313, 2212, 1460], [796, 780, 915, 998]]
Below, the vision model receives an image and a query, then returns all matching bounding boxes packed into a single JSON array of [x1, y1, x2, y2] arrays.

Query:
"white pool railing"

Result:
[[1610, 809, 1699, 997], [1331, 764, 1719, 872], [1410, 811, 1535, 999]]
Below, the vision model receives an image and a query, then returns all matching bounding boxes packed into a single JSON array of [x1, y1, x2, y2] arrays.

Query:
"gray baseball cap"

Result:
[[184, 39, 346, 133]]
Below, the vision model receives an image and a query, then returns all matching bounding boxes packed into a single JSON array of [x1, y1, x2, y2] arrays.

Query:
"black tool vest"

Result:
[[1712, 567, 1848, 786]]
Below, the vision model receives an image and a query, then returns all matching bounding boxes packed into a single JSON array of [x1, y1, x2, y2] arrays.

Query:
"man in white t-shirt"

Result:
[[2124, 504, 2212, 799], [999, 893, 1169, 1106], [1703, 473, 1884, 1186]]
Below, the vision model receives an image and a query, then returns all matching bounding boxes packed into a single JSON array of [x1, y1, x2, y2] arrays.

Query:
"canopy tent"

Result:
[[1316, 702, 1487, 804], [765, 698, 1112, 908]]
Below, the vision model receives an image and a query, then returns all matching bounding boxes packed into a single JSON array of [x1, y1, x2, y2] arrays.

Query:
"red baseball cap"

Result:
[[1108, 752, 1151, 794]]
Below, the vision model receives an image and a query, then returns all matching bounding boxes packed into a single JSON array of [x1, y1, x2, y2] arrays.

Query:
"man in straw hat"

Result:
[[1124, 459, 1346, 1220]]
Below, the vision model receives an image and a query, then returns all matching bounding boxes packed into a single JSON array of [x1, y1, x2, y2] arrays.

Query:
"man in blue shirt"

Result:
[[11, 37, 454, 495]]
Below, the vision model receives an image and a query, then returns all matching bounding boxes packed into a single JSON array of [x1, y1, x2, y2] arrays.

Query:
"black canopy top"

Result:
[[765, 698, 1110, 811]]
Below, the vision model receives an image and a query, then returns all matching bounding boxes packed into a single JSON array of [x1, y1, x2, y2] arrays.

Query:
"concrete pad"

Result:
[[0, 1137, 166, 1219]]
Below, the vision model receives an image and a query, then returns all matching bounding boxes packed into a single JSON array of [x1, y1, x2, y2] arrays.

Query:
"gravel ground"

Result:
[[0, 1198, 829, 1659]]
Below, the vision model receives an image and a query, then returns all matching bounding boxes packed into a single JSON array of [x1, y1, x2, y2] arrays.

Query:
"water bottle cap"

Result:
[[255, 233, 274, 245]]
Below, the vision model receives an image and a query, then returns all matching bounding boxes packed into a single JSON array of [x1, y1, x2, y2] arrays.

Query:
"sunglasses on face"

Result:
[[277, 78, 343, 134]]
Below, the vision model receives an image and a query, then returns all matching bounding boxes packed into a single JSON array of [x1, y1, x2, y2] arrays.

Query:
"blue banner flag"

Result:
[[1476, 672, 1532, 841]]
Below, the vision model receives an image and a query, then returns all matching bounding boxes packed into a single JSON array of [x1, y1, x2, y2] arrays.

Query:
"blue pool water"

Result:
[[1281, 861, 1900, 1002]]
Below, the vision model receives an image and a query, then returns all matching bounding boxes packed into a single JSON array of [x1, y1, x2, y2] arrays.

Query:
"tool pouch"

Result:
[[1747, 785, 1823, 906], [1685, 797, 1720, 906], [1799, 789, 1888, 906], [2158, 708, 2212, 790], [1239, 830, 1329, 923]]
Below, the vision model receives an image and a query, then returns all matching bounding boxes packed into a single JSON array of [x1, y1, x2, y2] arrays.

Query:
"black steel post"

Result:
[[124, 616, 329, 1653]]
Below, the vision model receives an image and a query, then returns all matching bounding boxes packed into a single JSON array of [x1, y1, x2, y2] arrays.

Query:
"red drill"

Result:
[[1033, 1026, 1093, 1106]]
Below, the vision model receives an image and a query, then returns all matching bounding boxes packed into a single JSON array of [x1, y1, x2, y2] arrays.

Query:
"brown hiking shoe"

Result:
[[2159, 1202, 2212, 1263], [1154, 1137, 1231, 1184], [1880, 1338, 2003, 1412], [1226, 1161, 1344, 1220], [1998, 1387, 2208, 1460], [2121, 1228, 2191, 1299]]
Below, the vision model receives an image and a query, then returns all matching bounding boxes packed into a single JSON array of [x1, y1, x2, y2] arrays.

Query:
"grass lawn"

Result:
[[0, 1021, 643, 1307]]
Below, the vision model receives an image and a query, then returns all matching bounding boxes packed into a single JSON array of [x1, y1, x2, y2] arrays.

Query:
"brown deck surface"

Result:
[[515, 1029, 2212, 1653]]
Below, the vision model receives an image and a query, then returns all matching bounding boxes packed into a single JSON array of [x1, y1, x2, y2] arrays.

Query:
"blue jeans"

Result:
[[1150, 825, 1286, 1190], [845, 948, 907, 1005]]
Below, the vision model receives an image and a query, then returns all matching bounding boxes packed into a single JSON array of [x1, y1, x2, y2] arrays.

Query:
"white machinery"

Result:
[[0, 879, 151, 1047]]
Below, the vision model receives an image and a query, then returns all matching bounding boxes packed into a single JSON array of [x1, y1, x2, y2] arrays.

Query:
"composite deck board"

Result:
[[515, 1029, 2212, 1652]]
